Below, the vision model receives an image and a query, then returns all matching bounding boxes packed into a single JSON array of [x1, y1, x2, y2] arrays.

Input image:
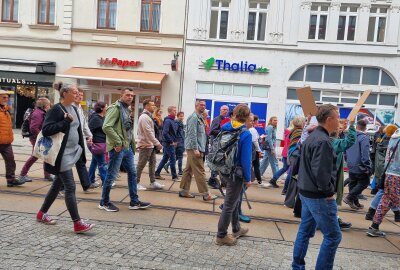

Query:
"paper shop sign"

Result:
[[202, 57, 269, 74], [98, 57, 141, 69]]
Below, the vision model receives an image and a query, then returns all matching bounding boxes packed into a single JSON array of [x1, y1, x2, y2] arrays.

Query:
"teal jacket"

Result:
[[102, 100, 135, 153], [331, 125, 356, 205]]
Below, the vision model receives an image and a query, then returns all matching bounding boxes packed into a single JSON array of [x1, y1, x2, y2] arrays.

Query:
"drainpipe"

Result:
[[178, 0, 189, 112]]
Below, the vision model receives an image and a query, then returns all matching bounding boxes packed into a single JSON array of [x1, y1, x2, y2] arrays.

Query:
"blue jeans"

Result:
[[272, 157, 289, 182], [371, 189, 400, 211], [155, 144, 177, 178], [88, 153, 107, 184], [259, 150, 279, 176], [165, 145, 184, 173], [292, 194, 342, 270], [283, 167, 293, 191], [100, 147, 139, 205]]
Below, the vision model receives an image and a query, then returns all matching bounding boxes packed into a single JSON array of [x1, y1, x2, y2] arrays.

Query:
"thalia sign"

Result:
[[202, 57, 269, 74]]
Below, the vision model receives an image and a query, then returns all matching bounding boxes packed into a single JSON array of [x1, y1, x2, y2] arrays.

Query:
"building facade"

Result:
[[182, 0, 400, 137], [0, 0, 186, 130]]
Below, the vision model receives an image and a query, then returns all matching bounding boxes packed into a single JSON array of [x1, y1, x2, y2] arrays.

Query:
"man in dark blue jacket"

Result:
[[292, 104, 342, 270], [155, 106, 178, 181], [343, 119, 372, 210]]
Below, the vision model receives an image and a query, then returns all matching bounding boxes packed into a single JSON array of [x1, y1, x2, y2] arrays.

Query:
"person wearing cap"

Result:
[[0, 90, 25, 187]]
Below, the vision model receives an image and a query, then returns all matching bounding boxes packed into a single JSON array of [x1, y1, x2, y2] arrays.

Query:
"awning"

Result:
[[57, 67, 167, 85]]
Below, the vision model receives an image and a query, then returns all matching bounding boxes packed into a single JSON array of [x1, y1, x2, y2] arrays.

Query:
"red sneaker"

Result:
[[36, 211, 57, 225], [74, 219, 95, 234]]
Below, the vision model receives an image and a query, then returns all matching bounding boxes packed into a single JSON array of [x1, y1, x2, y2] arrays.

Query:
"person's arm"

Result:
[[360, 136, 372, 173], [265, 126, 274, 150], [241, 132, 253, 182], [333, 125, 357, 153], [185, 116, 198, 150], [29, 111, 42, 137], [143, 116, 161, 146], [162, 118, 173, 144], [250, 128, 262, 152], [102, 106, 122, 147], [42, 106, 70, 137], [209, 118, 221, 138], [310, 141, 335, 197]]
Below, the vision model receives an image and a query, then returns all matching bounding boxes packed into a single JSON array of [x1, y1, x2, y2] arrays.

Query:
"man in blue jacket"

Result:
[[215, 104, 252, 246], [155, 106, 178, 181], [343, 119, 372, 210]]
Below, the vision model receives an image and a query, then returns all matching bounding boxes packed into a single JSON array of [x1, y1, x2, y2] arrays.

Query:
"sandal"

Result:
[[178, 191, 195, 198], [203, 194, 218, 201]]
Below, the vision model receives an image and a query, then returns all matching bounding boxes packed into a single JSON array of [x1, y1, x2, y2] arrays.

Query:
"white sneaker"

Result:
[[150, 181, 164, 190], [137, 184, 147, 191], [258, 181, 271, 188]]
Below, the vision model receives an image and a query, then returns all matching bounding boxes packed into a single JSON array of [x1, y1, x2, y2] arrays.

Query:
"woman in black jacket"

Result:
[[36, 82, 95, 234], [88, 101, 107, 186]]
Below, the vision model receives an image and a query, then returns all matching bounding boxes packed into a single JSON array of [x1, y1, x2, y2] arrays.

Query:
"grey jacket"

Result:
[[185, 111, 207, 152]]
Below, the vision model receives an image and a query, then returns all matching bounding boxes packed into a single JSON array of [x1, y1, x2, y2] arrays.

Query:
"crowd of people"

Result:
[[0, 84, 399, 269]]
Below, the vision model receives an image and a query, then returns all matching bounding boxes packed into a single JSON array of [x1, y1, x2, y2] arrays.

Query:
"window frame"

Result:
[[337, 6, 358, 41], [1, 0, 18, 22], [308, 4, 329, 40], [209, 0, 230, 40], [246, 1, 269, 42], [367, 7, 388, 42], [37, 0, 55, 25], [140, 0, 161, 32], [97, 0, 117, 30]]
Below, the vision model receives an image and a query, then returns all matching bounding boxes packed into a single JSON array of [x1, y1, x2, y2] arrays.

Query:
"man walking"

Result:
[[0, 90, 25, 187], [343, 119, 372, 210], [179, 100, 217, 201], [292, 104, 342, 270], [208, 105, 229, 189], [259, 116, 280, 187], [136, 99, 163, 190], [155, 106, 179, 181], [99, 88, 150, 212]]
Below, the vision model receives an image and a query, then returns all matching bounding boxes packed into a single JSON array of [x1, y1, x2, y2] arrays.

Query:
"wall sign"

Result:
[[0, 78, 36, 85], [98, 57, 141, 69], [202, 57, 269, 74]]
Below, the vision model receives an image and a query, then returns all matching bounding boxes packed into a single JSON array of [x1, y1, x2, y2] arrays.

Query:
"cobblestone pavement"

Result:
[[0, 211, 399, 270]]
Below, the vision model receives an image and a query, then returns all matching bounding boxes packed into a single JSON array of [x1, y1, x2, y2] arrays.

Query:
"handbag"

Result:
[[89, 142, 106, 155], [284, 175, 298, 208], [378, 139, 400, 189], [33, 131, 65, 166]]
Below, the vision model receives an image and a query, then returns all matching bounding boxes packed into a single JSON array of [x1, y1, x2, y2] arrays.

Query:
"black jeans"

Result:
[[217, 175, 243, 238], [252, 157, 261, 182], [75, 155, 91, 190], [40, 170, 80, 221], [0, 144, 16, 181], [348, 172, 370, 202]]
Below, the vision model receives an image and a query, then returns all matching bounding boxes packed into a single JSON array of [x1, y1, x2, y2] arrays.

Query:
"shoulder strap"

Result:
[[382, 139, 400, 175]]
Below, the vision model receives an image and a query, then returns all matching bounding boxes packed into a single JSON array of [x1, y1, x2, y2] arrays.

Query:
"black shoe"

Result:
[[129, 201, 151, 210], [343, 197, 359, 210], [281, 189, 287, 195], [98, 202, 119, 212], [365, 207, 376, 221], [7, 178, 26, 187], [394, 211, 400, 222], [338, 218, 352, 231], [343, 178, 350, 187], [355, 201, 364, 209], [269, 180, 279, 188], [370, 188, 378, 195], [357, 194, 368, 200], [178, 171, 183, 176], [367, 227, 386, 237]]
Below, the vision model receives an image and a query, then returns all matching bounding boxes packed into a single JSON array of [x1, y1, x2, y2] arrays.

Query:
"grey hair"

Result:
[[36, 97, 50, 109], [53, 81, 75, 98]]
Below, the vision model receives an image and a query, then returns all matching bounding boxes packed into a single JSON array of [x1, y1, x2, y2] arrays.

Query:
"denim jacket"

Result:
[[263, 124, 276, 151], [386, 132, 400, 177], [184, 112, 206, 152]]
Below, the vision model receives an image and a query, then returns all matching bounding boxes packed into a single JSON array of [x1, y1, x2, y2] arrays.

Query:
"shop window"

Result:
[[367, 7, 387, 42], [381, 71, 395, 86], [337, 6, 357, 41], [308, 4, 328, 40], [342, 66, 361, 84], [379, 94, 396, 106], [233, 85, 251, 97], [141, 0, 161, 32], [214, 83, 232, 95], [312, 90, 321, 101], [324, 66, 341, 83], [340, 91, 359, 104], [365, 93, 378, 105], [305, 65, 323, 82], [38, 0, 55, 25], [247, 0, 268, 41], [209, 0, 230, 39], [321, 90, 339, 102], [2, 0, 19, 22], [196, 82, 213, 94], [252, 86, 269, 98], [289, 67, 304, 81], [286, 89, 297, 100], [362, 67, 380, 85], [97, 0, 117, 29]]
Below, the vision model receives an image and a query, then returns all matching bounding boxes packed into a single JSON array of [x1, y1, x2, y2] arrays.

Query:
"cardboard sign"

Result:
[[296, 87, 318, 116], [347, 90, 372, 121]]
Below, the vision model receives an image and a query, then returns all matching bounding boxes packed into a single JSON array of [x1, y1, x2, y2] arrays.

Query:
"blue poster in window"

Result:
[[339, 108, 352, 119], [250, 102, 268, 135], [213, 101, 240, 118]]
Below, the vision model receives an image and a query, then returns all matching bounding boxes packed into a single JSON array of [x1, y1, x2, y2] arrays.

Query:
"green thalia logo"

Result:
[[202, 57, 269, 73]]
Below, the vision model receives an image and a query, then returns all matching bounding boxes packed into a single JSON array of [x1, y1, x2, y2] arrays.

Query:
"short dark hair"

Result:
[[77, 87, 84, 93], [316, 104, 338, 124], [253, 115, 259, 122], [121, 87, 133, 93], [177, 111, 184, 117], [143, 99, 153, 108], [233, 104, 250, 123], [357, 119, 368, 131], [94, 101, 106, 113]]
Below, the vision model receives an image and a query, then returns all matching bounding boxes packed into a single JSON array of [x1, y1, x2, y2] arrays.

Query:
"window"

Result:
[[381, 70, 396, 86], [197, 82, 213, 94], [141, 0, 161, 32], [308, 4, 328, 40], [214, 84, 232, 95], [324, 66, 342, 83], [252, 86, 269, 98], [1, 0, 18, 22], [247, 0, 268, 41], [362, 67, 380, 85], [38, 0, 55, 25], [305, 65, 323, 82], [210, 0, 230, 39], [379, 95, 396, 106], [342, 66, 361, 84], [289, 67, 305, 81], [233, 85, 251, 97], [337, 6, 357, 41], [367, 7, 387, 42], [97, 0, 117, 29]]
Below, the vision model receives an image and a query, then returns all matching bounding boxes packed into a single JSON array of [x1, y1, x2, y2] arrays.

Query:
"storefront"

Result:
[[0, 59, 56, 128]]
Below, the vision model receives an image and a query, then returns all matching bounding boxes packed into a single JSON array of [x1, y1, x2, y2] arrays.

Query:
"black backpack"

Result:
[[21, 108, 33, 138]]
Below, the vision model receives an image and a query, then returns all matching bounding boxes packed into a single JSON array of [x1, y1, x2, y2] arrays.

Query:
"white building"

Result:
[[182, 0, 400, 137], [0, 0, 186, 131]]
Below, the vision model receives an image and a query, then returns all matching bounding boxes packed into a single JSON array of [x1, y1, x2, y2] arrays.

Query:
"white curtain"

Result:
[[39, 0, 46, 23], [49, 0, 55, 24], [108, 1, 117, 28], [2, 0, 11, 21], [141, 3, 150, 31], [152, 3, 160, 31], [98, 0, 107, 28]]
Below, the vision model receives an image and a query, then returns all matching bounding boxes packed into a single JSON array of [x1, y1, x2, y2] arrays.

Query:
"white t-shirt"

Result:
[[249, 127, 261, 152]]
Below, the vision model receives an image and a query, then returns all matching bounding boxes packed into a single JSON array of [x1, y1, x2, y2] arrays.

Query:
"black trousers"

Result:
[[40, 170, 80, 221], [252, 157, 261, 182], [75, 155, 91, 190], [348, 172, 370, 202]]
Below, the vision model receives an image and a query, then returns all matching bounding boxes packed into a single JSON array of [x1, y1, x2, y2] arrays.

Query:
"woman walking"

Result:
[[36, 82, 94, 233]]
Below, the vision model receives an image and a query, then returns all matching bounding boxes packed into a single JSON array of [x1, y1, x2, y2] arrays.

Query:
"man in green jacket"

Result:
[[99, 88, 150, 212]]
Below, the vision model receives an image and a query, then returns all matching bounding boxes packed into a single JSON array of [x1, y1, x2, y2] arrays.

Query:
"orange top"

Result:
[[0, 105, 14, 144]]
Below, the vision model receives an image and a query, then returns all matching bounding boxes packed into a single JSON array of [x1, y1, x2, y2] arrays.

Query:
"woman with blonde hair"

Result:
[[153, 107, 163, 143]]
